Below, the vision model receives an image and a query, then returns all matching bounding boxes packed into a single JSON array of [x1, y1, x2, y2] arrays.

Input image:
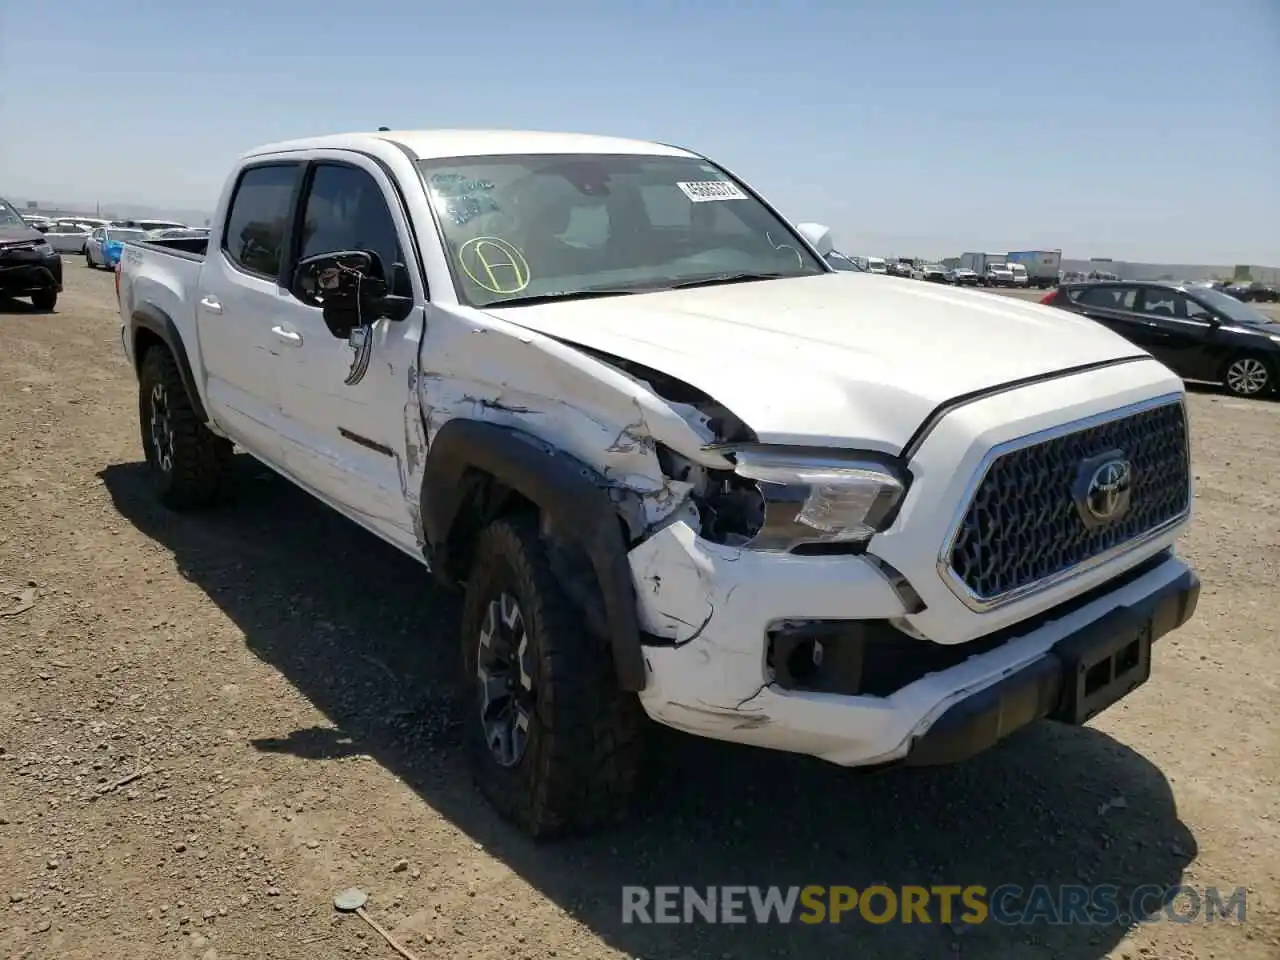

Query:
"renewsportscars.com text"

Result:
[[621, 884, 1248, 926]]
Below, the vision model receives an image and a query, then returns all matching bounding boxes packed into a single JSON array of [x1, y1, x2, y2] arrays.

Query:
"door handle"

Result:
[[271, 325, 303, 346], [198, 295, 223, 314]]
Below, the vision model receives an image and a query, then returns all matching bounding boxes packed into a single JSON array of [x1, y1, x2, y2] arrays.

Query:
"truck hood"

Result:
[[486, 273, 1148, 453]]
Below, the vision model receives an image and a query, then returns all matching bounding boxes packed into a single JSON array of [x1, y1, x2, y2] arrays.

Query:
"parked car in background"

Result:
[[110, 218, 187, 232], [888, 259, 914, 278], [44, 219, 93, 254], [984, 263, 1015, 287], [919, 263, 948, 283], [949, 266, 980, 286], [1227, 281, 1279, 303], [21, 214, 52, 233], [1042, 280, 1280, 397], [865, 256, 888, 275], [1007, 262, 1030, 287], [86, 226, 148, 270], [0, 196, 62, 309]]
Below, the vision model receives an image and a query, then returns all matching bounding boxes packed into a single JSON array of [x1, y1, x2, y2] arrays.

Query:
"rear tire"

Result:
[[85, 251, 95, 269], [460, 514, 643, 838], [1222, 354, 1273, 398], [30, 289, 56, 311], [138, 345, 233, 508]]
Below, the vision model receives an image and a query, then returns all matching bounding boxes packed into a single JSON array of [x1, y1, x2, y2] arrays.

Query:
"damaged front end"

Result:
[[584, 348, 910, 557]]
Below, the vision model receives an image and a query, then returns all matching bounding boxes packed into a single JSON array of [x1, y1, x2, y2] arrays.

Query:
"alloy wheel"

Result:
[[1226, 358, 1269, 396], [475, 591, 536, 768], [148, 383, 175, 472]]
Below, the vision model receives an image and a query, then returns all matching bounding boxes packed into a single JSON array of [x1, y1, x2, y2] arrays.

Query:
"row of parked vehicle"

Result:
[[22, 213, 209, 267], [826, 253, 1026, 288], [822, 245, 1279, 400]]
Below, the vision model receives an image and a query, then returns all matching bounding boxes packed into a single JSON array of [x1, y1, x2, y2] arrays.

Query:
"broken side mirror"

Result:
[[795, 222, 835, 258], [292, 250, 413, 338]]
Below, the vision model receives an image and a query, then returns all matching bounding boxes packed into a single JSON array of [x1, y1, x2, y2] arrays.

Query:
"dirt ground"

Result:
[[1, 265, 1277, 960]]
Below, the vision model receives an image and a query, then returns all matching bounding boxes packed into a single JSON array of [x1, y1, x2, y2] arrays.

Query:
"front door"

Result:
[[1133, 286, 1220, 382], [272, 156, 425, 550]]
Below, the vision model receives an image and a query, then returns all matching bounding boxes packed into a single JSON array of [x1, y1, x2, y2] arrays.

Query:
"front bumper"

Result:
[[0, 254, 63, 294], [904, 562, 1196, 765], [631, 526, 1197, 767]]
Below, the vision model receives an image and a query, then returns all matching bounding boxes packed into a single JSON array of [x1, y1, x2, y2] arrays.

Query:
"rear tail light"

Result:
[[1039, 290, 1057, 305]]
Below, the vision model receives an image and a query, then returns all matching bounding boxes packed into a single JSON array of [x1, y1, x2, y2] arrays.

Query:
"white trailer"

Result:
[[1007, 250, 1062, 289]]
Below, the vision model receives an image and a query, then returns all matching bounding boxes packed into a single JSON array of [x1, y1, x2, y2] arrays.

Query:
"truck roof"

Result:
[[242, 129, 700, 162]]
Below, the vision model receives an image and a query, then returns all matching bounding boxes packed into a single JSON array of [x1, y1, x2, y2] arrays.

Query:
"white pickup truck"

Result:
[[116, 129, 1200, 837]]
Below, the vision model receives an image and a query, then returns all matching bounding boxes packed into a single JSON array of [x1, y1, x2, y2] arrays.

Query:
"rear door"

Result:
[[195, 161, 304, 464], [1064, 284, 1165, 354]]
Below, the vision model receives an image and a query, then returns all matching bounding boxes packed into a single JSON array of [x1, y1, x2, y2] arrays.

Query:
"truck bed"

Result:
[[137, 236, 208, 260]]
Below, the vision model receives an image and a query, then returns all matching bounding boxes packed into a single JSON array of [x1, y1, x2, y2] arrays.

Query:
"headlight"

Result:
[[33, 242, 55, 257], [732, 447, 905, 551]]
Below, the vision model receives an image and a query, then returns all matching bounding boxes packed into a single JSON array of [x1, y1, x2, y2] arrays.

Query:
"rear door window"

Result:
[[1071, 285, 1140, 310], [222, 163, 302, 279]]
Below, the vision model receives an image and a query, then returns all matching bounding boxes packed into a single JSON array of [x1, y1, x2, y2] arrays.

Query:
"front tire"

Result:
[[138, 345, 233, 508], [30, 289, 56, 311], [460, 514, 643, 838], [1222, 354, 1273, 398]]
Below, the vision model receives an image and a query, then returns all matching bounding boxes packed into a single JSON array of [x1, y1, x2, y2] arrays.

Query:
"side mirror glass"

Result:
[[795, 222, 834, 257]]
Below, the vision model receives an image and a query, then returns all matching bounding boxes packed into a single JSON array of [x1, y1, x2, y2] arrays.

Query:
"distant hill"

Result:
[[12, 197, 213, 226]]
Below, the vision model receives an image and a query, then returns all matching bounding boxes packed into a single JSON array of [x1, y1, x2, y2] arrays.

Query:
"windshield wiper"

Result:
[[663, 272, 787, 290], [486, 288, 646, 308]]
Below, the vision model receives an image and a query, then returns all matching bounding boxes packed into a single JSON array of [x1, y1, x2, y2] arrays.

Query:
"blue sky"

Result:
[[1, 0, 1276, 264]]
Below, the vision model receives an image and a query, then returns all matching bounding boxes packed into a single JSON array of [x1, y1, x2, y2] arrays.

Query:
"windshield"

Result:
[[1193, 287, 1274, 325], [0, 198, 27, 229], [415, 153, 826, 307]]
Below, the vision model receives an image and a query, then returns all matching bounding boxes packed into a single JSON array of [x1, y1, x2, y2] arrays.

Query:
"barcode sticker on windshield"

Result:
[[677, 180, 748, 202]]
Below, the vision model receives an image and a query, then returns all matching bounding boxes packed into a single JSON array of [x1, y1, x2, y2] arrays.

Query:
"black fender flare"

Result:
[[130, 304, 209, 424], [420, 418, 647, 692]]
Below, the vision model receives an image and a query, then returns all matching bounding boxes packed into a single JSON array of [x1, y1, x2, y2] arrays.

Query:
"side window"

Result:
[[299, 163, 406, 292], [222, 163, 301, 279], [1139, 288, 1182, 318], [1074, 285, 1139, 310], [1182, 297, 1213, 321]]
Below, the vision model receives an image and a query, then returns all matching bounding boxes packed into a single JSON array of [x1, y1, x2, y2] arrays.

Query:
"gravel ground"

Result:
[[1, 264, 1277, 960]]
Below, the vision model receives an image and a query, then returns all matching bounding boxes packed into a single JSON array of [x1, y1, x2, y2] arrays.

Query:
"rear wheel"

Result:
[[85, 250, 95, 269], [30, 289, 57, 311], [138, 345, 233, 508], [1222, 354, 1273, 398], [460, 514, 643, 838]]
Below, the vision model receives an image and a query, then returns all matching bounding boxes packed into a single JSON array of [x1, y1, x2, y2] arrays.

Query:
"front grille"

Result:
[[946, 399, 1189, 606]]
